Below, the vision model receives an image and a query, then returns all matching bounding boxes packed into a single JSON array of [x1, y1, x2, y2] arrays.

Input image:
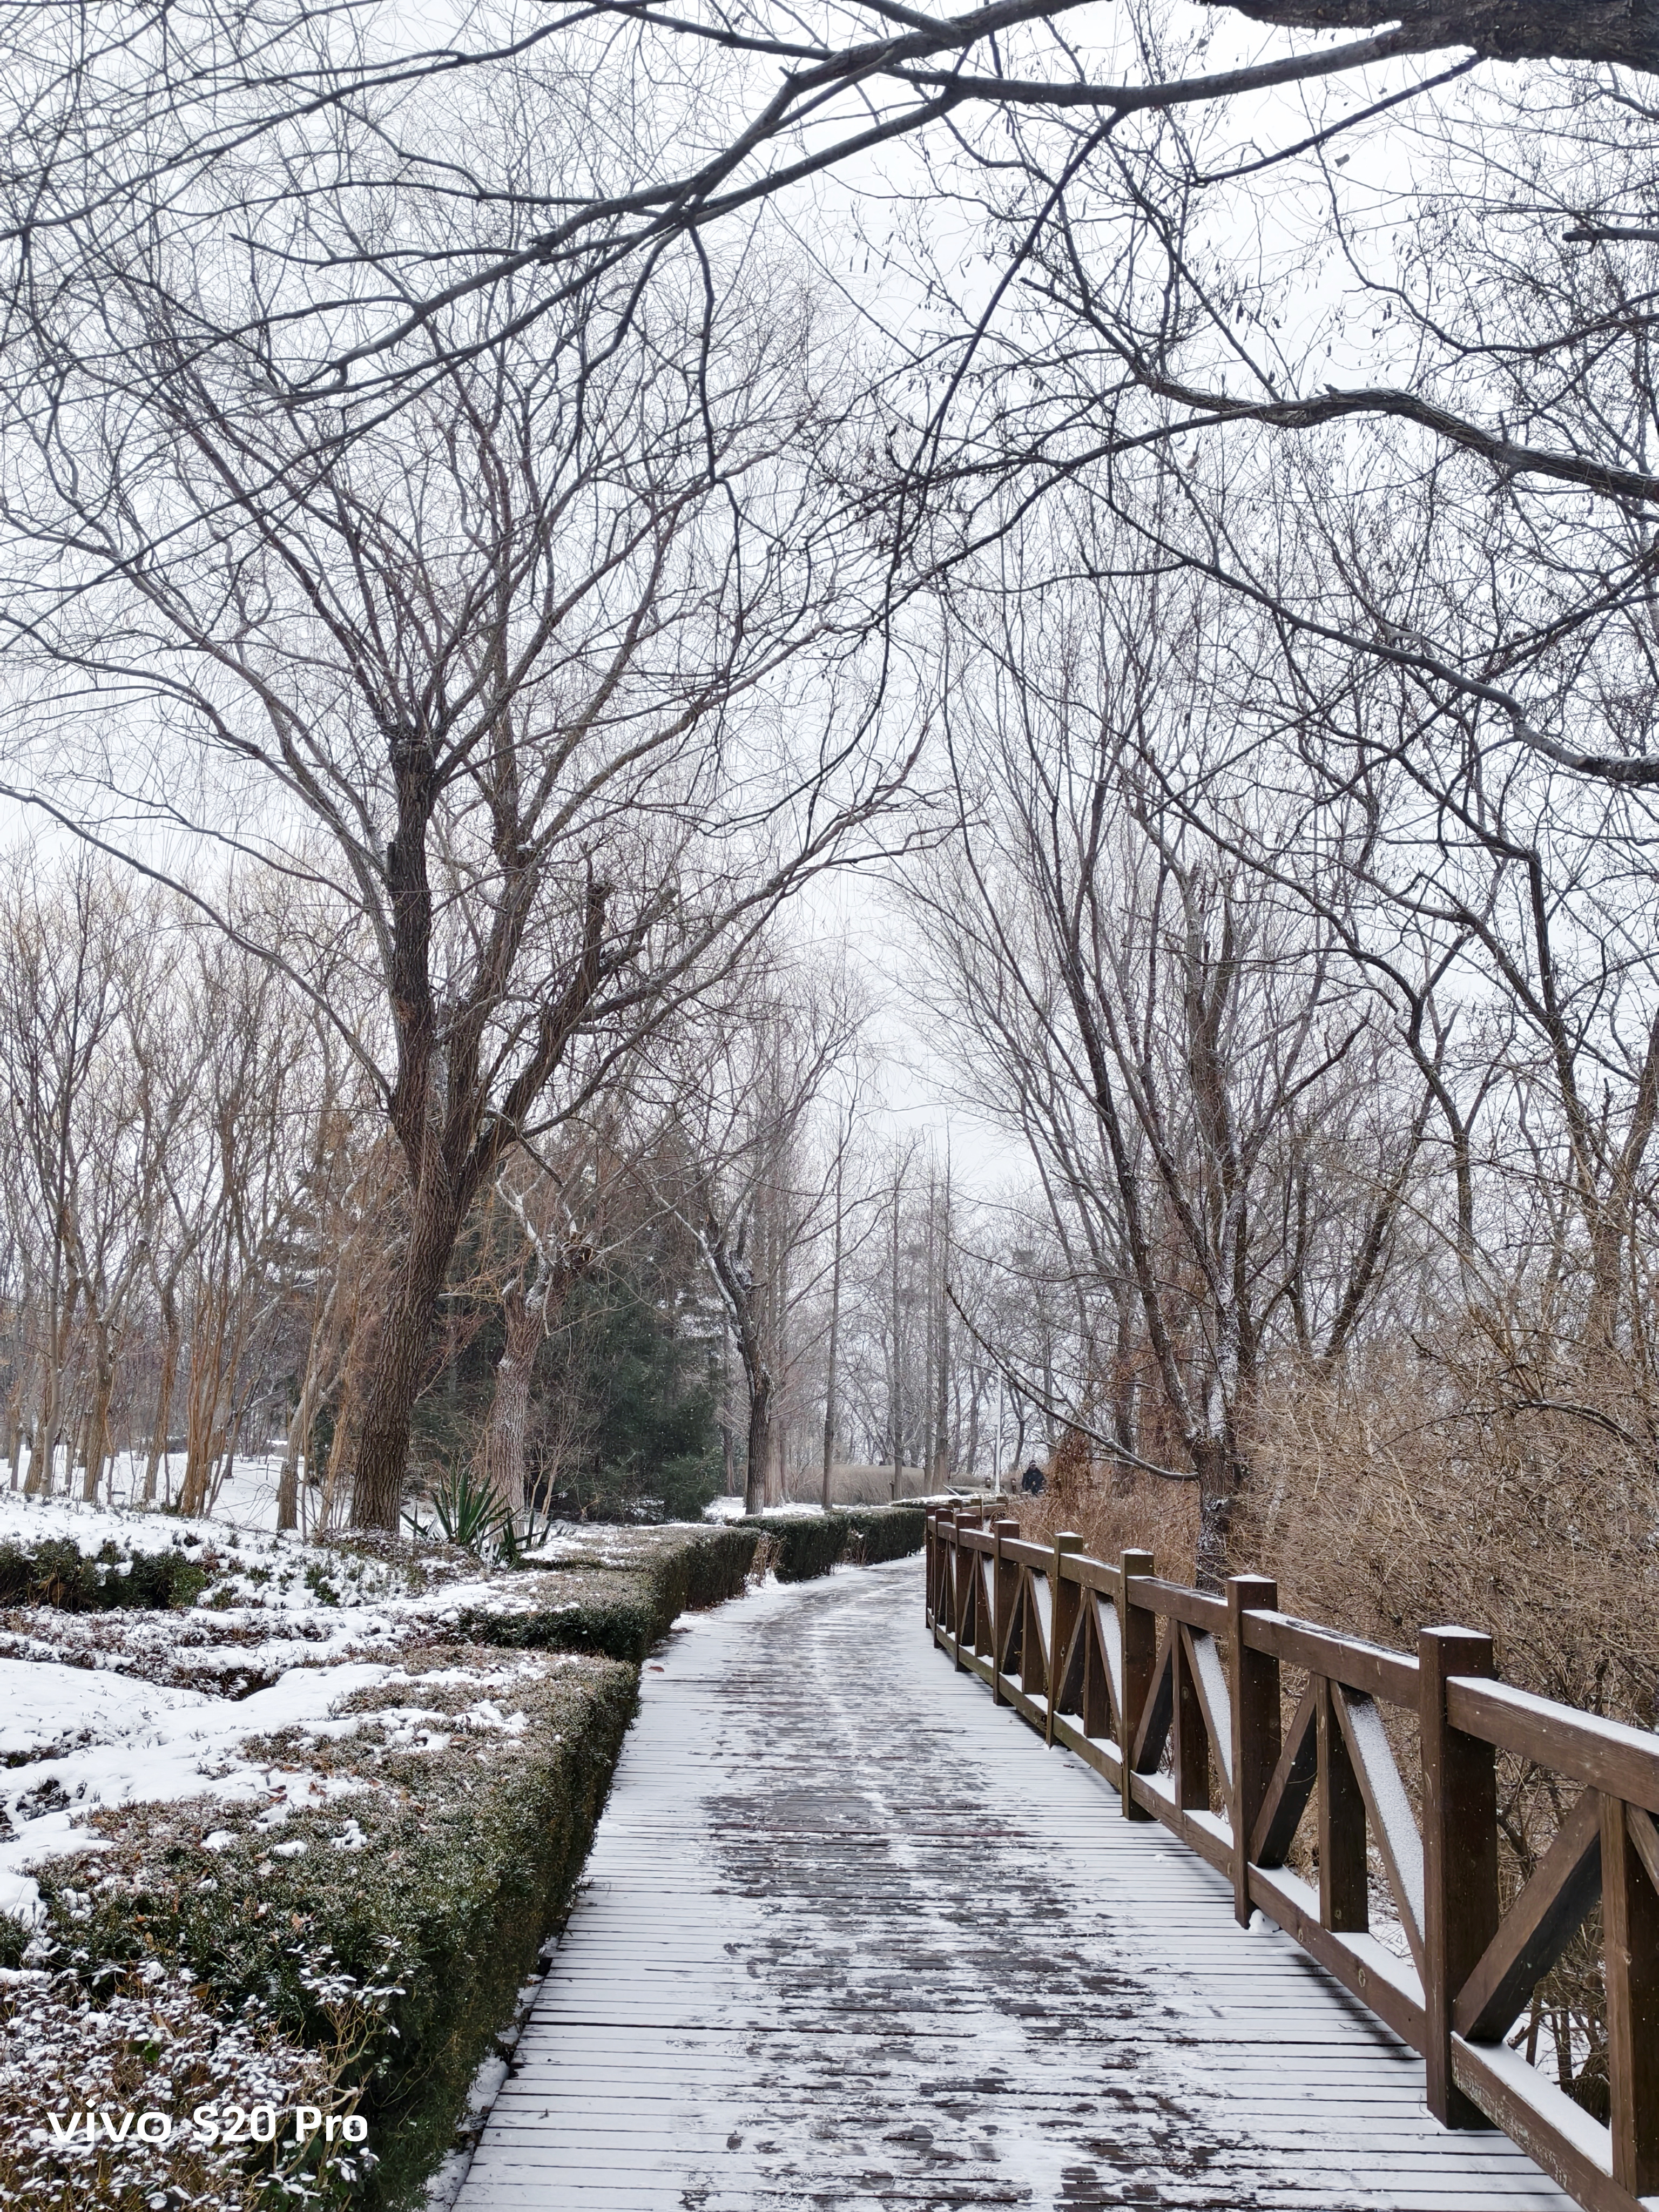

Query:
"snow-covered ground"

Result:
[[0, 1486, 711, 1932], [7, 1446, 297, 1535]]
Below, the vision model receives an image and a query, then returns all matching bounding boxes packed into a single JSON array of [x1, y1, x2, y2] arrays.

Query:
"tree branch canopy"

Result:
[[1215, 0, 1657, 71]]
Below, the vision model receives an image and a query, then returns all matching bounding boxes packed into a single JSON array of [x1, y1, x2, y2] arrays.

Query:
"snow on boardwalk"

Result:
[[455, 1556, 1577, 2212]]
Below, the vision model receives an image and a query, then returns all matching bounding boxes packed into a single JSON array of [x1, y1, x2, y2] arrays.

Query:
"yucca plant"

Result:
[[404, 1465, 512, 1557]]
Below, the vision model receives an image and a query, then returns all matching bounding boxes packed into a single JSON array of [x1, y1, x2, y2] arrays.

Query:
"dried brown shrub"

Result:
[[1236, 1345, 1659, 1723], [996, 1428, 1201, 1585], [1235, 1342, 1659, 2116]]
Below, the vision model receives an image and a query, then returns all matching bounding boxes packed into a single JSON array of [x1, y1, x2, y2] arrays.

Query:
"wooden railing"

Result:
[[925, 1506, 1659, 2212]]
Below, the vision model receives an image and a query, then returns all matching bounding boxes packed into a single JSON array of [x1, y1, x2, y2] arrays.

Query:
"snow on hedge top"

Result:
[[0, 1656, 397, 1924]]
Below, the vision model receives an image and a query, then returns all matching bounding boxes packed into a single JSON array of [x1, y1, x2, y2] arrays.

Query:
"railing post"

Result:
[[1118, 1549, 1155, 1822], [1227, 1574, 1278, 1927], [1172, 1624, 1210, 1813], [1046, 1532, 1083, 1745], [1317, 1676, 1367, 1933], [1602, 1793, 1659, 2193], [1420, 1626, 1499, 2129], [990, 1518, 1019, 1705], [953, 1506, 981, 1671]]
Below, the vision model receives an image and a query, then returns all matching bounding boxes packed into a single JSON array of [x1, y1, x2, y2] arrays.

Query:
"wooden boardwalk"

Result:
[[455, 1557, 1580, 2211]]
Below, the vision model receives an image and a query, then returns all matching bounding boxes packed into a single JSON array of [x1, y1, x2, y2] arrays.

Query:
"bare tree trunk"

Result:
[[720, 1318, 737, 1494], [922, 1175, 935, 1491], [821, 1156, 843, 1511], [745, 1372, 772, 1521], [482, 1278, 539, 1515], [889, 1167, 903, 1502], [144, 1293, 181, 1505], [349, 1196, 463, 1528], [25, 1345, 64, 1496], [1191, 1436, 1242, 1593], [277, 1323, 331, 1532], [83, 1326, 116, 1503], [934, 1165, 950, 1485]]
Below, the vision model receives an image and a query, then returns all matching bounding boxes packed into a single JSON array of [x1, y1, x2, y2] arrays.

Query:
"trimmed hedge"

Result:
[[770, 1515, 849, 1582], [44, 1651, 637, 2210], [767, 1503, 929, 1582], [839, 1503, 929, 1564], [450, 1526, 763, 1662], [0, 1534, 207, 1611]]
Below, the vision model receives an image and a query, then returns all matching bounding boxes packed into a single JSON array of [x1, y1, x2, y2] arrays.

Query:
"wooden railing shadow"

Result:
[[925, 1506, 1659, 2212]]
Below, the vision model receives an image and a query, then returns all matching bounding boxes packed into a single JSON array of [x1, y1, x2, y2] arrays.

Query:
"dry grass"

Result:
[[981, 1423, 1201, 1581], [1001, 1472, 1201, 1584], [1236, 1345, 1659, 1724]]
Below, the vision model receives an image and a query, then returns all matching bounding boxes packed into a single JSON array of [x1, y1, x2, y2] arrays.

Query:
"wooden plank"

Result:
[[1131, 1626, 1174, 1775], [1094, 1593, 1124, 1727], [1247, 1865, 1427, 2050], [1629, 1803, 1659, 1899], [1454, 1788, 1602, 2042], [1251, 1676, 1319, 1869], [1174, 1621, 1213, 1813], [1135, 1575, 1229, 1633], [1049, 1708, 1122, 1787], [1055, 1550, 1121, 1599], [1421, 1626, 1500, 2130], [1185, 1622, 1236, 1791], [1447, 1678, 1659, 1820], [1334, 1686, 1426, 1978], [1451, 2038, 1636, 2212], [1046, 1532, 1083, 1745], [1128, 1770, 1233, 1875], [990, 1518, 1020, 1700], [1118, 1548, 1156, 1824], [1244, 1609, 1419, 1708], [1601, 1791, 1659, 2194], [1229, 1574, 1280, 1926]]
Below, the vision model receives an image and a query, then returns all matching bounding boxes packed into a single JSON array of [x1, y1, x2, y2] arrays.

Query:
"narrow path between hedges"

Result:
[[453, 1557, 1576, 2212]]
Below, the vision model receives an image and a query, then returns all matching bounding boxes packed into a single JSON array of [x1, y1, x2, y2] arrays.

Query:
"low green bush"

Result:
[[770, 1515, 848, 1582], [638, 1524, 762, 1626], [839, 1503, 929, 1564], [450, 1527, 762, 1662], [763, 1505, 927, 1581], [0, 1535, 208, 1611]]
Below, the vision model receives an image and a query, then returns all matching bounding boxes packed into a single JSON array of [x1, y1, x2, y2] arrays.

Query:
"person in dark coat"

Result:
[[1020, 1462, 1046, 1496]]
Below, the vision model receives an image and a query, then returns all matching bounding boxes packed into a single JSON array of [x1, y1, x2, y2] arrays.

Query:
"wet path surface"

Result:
[[455, 1557, 1575, 2211]]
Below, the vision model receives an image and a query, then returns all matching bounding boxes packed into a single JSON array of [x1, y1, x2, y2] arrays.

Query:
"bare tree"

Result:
[[653, 955, 864, 1513], [2, 164, 913, 1526], [0, 0, 1637, 457], [909, 554, 1428, 1578]]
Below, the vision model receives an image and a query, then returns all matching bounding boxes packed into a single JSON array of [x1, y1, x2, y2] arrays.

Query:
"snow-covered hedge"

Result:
[[0, 1533, 210, 1611], [448, 1523, 761, 1658], [24, 1648, 634, 2210]]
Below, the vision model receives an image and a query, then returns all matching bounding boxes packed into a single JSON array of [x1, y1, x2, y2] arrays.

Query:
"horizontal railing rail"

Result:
[[925, 1505, 1659, 2212]]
